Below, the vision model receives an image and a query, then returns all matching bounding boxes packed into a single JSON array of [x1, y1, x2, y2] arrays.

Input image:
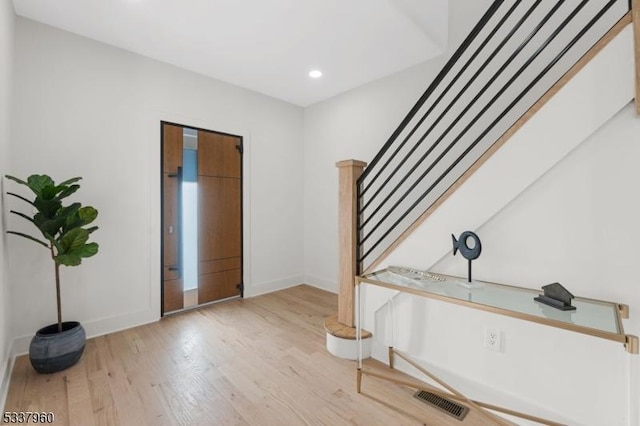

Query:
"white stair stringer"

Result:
[[376, 24, 634, 273]]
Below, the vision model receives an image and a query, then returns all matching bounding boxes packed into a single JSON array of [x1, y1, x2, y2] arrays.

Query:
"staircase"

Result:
[[327, 0, 638, 423], [357, 0, 632, 274], [331, 0, 635, 326]]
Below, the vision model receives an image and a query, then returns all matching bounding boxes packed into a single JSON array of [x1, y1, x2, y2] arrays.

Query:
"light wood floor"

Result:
[[4, 285, 494, 425]]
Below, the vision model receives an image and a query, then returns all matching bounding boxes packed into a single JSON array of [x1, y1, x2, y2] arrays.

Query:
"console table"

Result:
[[354, 267, 638, 425]]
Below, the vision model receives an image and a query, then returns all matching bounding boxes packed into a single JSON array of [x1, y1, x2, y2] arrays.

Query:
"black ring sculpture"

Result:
[[452, 231, 482, 283]]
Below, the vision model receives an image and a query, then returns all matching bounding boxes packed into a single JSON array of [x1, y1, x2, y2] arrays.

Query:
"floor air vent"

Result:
[[413, 390, 469, 421]]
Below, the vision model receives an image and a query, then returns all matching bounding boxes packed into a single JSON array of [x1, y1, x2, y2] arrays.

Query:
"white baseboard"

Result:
[[9, 275, 320, 357], [303, 275, 338, 294], [246, 275, 304, 298], [11, 308, 159, 356], [1, 275, 326, 405], [0, 345, 14, 411]]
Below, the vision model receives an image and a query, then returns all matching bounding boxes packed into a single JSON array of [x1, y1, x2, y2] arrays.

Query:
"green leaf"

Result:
[[54, 253, 82, 266], [63, 206, 98, 232], [58, 228, 89, 253], [33, 212, 45, 226], [33, 198, 62, 218], [41, 185, 59, 201], [78, 206, 98, 225], [58, 177, 82, 187], [55, 242, 98, 266], [57, 184, 80, 199], [5, 175, 28, 186], [6, 231, 49, 248], [38, 218, 66, 239], [75, 242, 98, 257], [31, 213, 56, 240], [57, 203, 81, 221], [26, 175, 55, 197], [60, 204, 84, 231], [85, 226, 99, 234]]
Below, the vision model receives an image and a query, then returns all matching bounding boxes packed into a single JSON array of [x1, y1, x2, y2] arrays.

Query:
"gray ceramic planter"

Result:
[[29, 321, 86, 374]]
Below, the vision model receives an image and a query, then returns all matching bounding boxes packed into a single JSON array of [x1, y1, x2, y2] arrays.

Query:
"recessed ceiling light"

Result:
[[309, 70, 323, 79]]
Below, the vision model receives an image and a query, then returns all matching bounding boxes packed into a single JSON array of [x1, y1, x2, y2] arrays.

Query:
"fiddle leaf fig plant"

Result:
[[5, 174, 99, 332]]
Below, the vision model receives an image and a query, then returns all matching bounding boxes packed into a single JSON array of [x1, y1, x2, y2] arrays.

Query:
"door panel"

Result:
[[198, 130, 242, 305], [198, 269, 241, 303], [162, 174, 179, 268], [163, 124, 183, 173], [163, 278, 184, 313], [198, 177, 241, 261], [163, 266, 180, 282], [198, 131, 241, 178], [199, 257, 241, 275], [198, 176, 241, 303], [162, 123, 184, 313]]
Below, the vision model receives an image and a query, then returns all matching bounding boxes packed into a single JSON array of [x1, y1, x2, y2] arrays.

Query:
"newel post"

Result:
[[336, 159, 367, 327]]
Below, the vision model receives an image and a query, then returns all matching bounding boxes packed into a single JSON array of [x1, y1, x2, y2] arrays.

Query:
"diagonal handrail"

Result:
[[355, 0, 631, 271], [359, 0, 551, 221], [359, 0, 526, 209], [359, 0, 620, 264], [359, 0, 567, 242], [357, 0, 506, 189]]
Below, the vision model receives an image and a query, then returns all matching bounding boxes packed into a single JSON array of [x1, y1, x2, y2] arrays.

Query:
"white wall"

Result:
[[8, 18, 304, 352], [303, 0, 492, 291], [0, 0, 15, 409]]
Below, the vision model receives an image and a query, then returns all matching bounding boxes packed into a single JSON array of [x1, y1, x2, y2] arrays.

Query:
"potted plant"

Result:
[[5, 174, 99, 373]]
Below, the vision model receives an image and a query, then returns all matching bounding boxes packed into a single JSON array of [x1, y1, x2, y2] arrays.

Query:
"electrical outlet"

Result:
[[484, 328, 502, 352]]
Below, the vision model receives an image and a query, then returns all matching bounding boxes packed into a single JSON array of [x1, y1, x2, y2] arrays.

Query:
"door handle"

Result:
[[169, 266, 180, 271], [175, 166, 183, 279]]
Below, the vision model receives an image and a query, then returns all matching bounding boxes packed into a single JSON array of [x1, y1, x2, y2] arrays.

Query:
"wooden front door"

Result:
[[161, 122, 243, 315], [197, 130, 242, 304]]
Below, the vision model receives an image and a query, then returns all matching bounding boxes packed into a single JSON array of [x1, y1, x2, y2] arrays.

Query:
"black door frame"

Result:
[[160, 120, 244, 316]]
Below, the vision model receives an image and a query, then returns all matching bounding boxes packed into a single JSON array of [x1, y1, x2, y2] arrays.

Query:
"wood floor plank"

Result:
[[4, 356, 29, 411], [65, 356, 96, 426], [87, 370, 120, 426], [2, 285, 508, 425]]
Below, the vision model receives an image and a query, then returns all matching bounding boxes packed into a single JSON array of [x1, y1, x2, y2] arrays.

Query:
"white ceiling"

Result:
[[11, 0, 449, 106]]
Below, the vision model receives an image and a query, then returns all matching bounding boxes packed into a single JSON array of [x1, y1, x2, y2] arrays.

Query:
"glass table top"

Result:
[[360, 267, 623, 336]]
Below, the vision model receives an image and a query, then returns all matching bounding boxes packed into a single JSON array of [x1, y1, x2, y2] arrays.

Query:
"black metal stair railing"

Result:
[[356, 0, 631, 273]]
